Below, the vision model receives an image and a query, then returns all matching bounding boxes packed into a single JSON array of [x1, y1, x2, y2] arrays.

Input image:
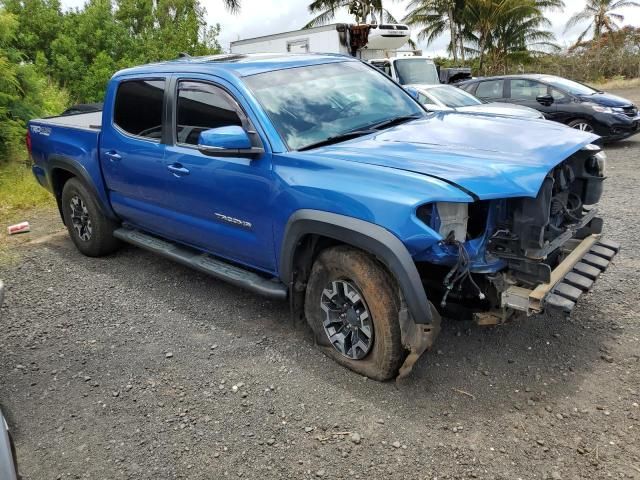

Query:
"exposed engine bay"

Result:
[[414, 145, 610, 320]]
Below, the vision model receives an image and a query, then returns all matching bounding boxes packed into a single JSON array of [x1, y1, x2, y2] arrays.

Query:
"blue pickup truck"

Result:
[[28, 53, 618, 380]]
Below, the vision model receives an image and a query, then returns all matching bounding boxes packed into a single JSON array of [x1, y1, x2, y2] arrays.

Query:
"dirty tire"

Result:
[[304, 246, 405, 381], [61, 177, 121, 257]]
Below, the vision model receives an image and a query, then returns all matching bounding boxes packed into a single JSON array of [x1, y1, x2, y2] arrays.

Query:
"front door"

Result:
[[163, 78, 276, 272], [100, 78, 174, 235], [507, 78, 557, 118]]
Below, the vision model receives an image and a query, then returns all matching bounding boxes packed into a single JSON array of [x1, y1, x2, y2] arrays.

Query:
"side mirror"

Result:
[[536, 94, 554, 106], [404, 86, 420, 101], [198, 126, 264, 158]]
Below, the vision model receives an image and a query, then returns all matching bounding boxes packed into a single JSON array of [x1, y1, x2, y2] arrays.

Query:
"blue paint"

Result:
[[198, 126, 252, 149], [28, 54, 599, 278]]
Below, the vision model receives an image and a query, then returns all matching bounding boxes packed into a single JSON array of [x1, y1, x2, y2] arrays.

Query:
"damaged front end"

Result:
[[412, 144, 618, 325]]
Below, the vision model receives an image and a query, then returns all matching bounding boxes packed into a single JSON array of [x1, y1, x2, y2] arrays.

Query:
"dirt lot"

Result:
[[1, 90, 640, 480]]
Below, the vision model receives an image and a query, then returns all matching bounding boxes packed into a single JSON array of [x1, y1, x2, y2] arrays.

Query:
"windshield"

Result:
[[394, 58, 440, 85], [243, 61, 424, 151], [427, 86, 482, 107], [541, 76, 599, 95]]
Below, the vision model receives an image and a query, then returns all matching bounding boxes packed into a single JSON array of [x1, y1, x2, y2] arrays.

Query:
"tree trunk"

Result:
[[478, 36, 486, 74], [458, 26, 465, 64], [448, 8, 458, 63]]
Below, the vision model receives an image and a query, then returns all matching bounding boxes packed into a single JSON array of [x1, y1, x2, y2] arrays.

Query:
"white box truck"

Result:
[[229, 23, 440, 86]]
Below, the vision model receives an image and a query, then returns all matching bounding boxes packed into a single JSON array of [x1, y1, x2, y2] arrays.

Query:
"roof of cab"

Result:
[[113, 53, 355, 79]]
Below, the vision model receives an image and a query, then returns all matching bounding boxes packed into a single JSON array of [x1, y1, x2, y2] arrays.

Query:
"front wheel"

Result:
[[304, 246, 405, 381], [568, 118, 595, 133], [61, 178, 121, 257]]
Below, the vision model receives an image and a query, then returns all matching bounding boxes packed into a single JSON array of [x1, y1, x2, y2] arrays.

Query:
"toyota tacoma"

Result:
[[28, 54, 618, 380]]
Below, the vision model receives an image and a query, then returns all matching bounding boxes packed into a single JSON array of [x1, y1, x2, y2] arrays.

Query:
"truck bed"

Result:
[[29, 111, 109, 211], [31, 111, 102, 131]]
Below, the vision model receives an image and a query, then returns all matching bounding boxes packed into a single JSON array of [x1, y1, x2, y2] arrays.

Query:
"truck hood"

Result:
[[308, 112, 598, 200]]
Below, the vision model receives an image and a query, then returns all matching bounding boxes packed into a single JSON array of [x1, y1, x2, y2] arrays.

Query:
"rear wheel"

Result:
[[61, 178, 121, 257], [568, 118, 595, 133], [304, 246, 405, 381]]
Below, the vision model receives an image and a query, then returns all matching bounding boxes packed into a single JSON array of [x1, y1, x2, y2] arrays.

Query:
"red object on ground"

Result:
[[7, 222, 30, 235]]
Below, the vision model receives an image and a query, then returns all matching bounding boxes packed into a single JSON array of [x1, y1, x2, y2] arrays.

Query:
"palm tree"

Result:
[[222, 0, 240, 13], [305, 0, 398, 28], [565, 0, 640, 46], [490, 3, 559, 71], [464, 0, 562, 72], [402, 0, 466, 62]]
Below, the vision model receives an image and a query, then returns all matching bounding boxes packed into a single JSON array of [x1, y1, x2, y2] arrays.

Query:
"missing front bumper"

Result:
[[501, 235, 619, 315]]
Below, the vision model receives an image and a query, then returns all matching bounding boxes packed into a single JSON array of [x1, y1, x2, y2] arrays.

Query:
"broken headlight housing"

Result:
[[417, 202, 469, 242]]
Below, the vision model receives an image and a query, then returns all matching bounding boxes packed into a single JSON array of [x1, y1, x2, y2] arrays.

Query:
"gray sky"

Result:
[[61, 0, 640, 56]]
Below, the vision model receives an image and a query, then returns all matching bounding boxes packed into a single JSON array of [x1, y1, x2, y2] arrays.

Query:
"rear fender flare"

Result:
[[48, 156, 118, 221], [280, 209, 433, 325]]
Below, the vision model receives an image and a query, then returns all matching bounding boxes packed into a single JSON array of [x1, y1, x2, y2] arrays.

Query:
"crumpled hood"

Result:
[[307, 111, 598, 200]]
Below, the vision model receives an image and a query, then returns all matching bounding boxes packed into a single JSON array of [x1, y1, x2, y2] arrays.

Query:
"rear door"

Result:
[[473, 78, 507, 102], [100, 77, 175, 235], [162, 76, 276, 272], [506, 78, 557, 118]]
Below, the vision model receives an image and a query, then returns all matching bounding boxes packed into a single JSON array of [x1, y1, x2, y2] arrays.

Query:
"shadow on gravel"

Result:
[[602, 138, 639, 151], [38, 234, 616, 422]]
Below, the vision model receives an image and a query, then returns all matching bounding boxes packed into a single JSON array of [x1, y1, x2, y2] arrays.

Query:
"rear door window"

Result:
[[114, 80, 165, 140], [475, 79, 504, 100], [175, 81, 242, 145]]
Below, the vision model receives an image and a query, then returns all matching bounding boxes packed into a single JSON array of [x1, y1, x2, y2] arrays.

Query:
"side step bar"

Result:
[[113, 228, 288, 300]]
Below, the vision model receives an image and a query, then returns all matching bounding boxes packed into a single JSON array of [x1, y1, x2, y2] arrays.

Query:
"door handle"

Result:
[[167, 163, 190, 177], [105, 150, 122, 161]]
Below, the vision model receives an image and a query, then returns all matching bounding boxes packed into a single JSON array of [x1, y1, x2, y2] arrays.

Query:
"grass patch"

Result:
[[0, 161, 55, 225], [591, 78, 640, 91]]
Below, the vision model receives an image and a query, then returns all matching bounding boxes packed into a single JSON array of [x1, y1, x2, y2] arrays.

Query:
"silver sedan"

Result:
[[407, 84, 546, 120]]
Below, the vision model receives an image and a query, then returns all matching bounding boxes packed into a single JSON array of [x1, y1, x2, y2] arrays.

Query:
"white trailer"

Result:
[[230, 23, 410, 61], [230, 24, 440, 85]]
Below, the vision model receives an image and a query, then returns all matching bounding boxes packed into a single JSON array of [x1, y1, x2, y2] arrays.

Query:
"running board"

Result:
[[113, 228, 287, 300]]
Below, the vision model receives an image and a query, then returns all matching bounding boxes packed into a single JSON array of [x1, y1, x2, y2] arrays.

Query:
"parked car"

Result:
[[458, 74, 640, 141], [0, 281, 19, 480], [438, 67, 472, 85], [28, 54, 618, 381], [407, 84, 545, 119]]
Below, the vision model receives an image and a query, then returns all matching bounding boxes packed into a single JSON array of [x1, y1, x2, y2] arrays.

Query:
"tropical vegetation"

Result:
[[0, 0, 639, 167], [305, 0, 398, 27], [565, 0, 640, 47]]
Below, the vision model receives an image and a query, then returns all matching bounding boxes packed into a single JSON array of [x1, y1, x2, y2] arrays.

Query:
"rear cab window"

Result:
[[475, 79, 504, 100], [113, 80, 165, 140]]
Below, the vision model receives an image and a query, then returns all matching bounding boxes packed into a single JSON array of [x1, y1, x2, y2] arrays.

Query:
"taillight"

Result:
[[25, 129, 32, 156]]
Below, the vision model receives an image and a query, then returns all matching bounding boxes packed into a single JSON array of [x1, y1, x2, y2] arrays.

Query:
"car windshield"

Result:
[[394, 58, 440, 85], [541, 76, 599, 95], [243, 61, 424, 151], [426, 86, 482, 107]]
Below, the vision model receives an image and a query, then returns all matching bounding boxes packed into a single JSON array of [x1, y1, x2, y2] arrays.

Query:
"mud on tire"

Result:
[[304, 245, 406, 381], [61, 178, 121, 257]]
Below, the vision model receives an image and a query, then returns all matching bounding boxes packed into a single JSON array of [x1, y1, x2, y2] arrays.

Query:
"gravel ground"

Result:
[[1, 90, 640, 479]]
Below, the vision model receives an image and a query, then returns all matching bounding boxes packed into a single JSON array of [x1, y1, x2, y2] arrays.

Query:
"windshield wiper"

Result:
[[297, 129, 376, 151], [367, 113, 424, 131]]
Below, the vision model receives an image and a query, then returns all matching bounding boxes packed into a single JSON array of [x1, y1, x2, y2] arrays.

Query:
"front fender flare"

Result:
[[279, 209, 433, 325]]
